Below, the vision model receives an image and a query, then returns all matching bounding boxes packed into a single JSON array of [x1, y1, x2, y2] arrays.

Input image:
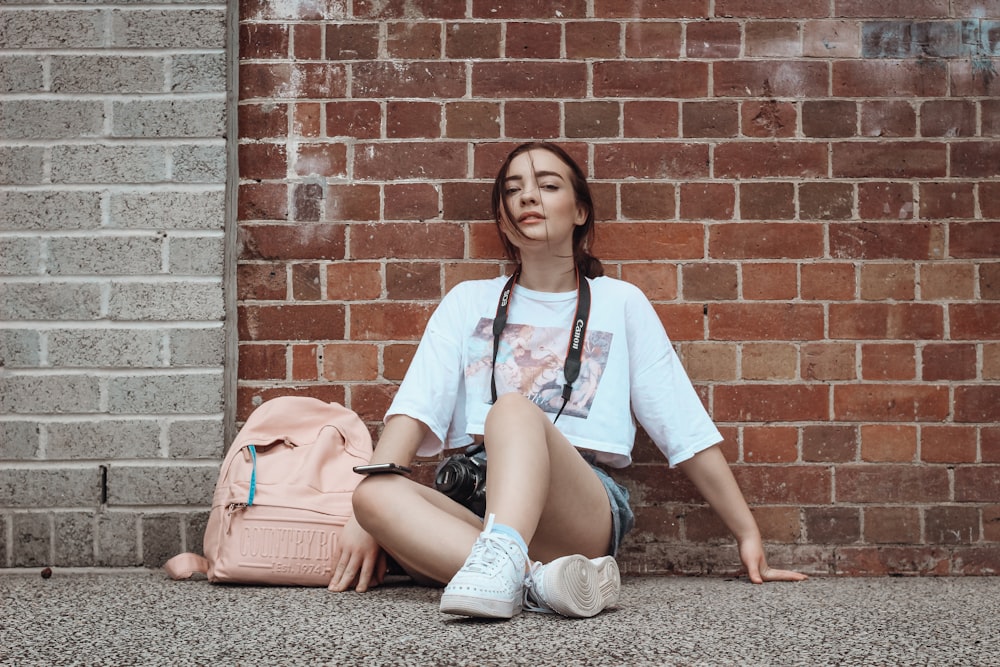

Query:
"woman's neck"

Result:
[[516, 259, 577, 293]]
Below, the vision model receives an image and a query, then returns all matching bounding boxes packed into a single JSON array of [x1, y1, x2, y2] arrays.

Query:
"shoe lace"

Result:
[[464, 514, 527, 577], [523, 561, 554, 614]]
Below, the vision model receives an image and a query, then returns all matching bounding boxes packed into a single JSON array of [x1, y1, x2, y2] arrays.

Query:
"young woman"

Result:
[[330, 142, 806, 618]]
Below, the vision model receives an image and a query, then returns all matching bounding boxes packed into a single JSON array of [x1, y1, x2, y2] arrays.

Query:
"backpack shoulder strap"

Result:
[[163, 553, 210, 580]]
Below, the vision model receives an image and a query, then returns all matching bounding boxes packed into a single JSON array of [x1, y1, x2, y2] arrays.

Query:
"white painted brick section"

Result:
[[0, 0, 228, 567]]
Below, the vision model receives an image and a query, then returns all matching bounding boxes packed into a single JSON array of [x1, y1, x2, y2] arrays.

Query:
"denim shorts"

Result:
[[584, 458, 635, 556]]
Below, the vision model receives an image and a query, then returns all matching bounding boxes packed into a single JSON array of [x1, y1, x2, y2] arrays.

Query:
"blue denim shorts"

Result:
[[585, 459, 635, 556]]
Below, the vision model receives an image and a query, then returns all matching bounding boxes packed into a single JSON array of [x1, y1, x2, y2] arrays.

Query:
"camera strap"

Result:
[[489, 270, 591, 423]]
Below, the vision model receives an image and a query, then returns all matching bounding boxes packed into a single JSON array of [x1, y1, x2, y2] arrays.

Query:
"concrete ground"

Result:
[[2, 570, 997, 666]]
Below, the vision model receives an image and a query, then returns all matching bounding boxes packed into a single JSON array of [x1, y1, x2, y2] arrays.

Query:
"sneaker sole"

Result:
[[540, 555, 620, 618], [439, 593, 522, 619]]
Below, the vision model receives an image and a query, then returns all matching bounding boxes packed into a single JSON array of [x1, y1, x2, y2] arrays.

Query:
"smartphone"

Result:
[[352, 462, 412, 476]]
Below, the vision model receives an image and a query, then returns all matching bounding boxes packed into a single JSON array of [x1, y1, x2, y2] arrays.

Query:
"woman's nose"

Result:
[[519, 186, 538, 204]]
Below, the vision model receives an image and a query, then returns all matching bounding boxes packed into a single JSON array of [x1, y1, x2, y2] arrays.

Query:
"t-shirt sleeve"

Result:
[[384, 286, 470, 458], [625, 287, 722, 467]]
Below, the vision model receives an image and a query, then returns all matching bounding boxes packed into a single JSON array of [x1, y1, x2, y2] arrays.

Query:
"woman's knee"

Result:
[[351, 476, 396, 529], [486, 392, 542, 426]]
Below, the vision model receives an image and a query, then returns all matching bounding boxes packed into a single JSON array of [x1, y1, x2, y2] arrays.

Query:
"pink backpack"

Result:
[[163, 396, 372, 589]]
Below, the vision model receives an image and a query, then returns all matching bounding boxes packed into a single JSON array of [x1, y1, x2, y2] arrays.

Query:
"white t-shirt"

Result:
[[386, 275, 721, 468]]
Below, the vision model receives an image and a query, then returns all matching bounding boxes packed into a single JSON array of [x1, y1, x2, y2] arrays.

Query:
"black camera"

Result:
[[434, 444, 487, 516]]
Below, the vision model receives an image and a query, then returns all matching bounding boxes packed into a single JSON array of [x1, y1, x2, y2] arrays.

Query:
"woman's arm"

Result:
[[330, 415, 430, 592], [678, 445, 807, 583]]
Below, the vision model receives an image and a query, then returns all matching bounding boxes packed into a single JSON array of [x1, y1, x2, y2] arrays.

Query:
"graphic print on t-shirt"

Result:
[[467, 318, 612, 418]]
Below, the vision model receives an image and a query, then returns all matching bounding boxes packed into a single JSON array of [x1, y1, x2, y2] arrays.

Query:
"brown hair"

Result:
[[490, 142, 604, 279]]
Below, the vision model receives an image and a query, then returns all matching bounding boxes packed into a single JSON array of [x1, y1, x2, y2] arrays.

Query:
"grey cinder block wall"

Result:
[[0, 0, 229, 567]]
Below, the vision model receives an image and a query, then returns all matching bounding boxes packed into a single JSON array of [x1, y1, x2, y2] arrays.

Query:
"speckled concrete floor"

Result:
[[2, 571, 997, 666]]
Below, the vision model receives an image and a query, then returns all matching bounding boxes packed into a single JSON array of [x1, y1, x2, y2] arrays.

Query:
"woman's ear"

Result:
[[575, 204, 587, 226]]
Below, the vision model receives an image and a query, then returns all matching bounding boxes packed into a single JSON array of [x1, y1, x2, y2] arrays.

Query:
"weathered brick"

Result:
[[620, 182, 676, 220], [172, 144, 226, 183], [860, 101, 917, 137], [566, 21, 621, 58], [0, 468, 102, 507], [861, 424, 922, 462], [507, 21, 562, 59], [830, 303, 943, 339], [355, 62, 464, 98], [921, 343, 977, 381], [860, 263, 915, 301], [833, 384, 950, 421], [445, 21, 502, 59], [167, 418, 224, 459], [954, 385, 1000, 423], [950, 303, 1000, 339], [805, 507, 861, 544], [830, 222, 943, 260], [0, 100, 103, 139], [110, 9, 226, 49], [350, 303, 435, 341], [802, 424, 857, 462], [51, 145, 168, 184], [952, 141, 1000, 178], [837, 464, 949, 503], [716, 142, 827, 178], [745, 21, 802, 57], [108, 280, 224, 320], [594, 61, 708, 98], [594, 142, 709, 179], [864, 507, 921, 544], [731, 466, 831, 504], [354, 142, 466, 180], [920, 99, 976, 137], [714, 61, 827, 97], [803, 20, 861, 58], [50, 55, 165, 94], [921, 425, 978, 464], [742, 264, 798, 301], [801, 343, 856, 382], [717, 0, 828, 17], [111, 190, 224, 230], [683, 263, 738, 300], [445, 101, 501, 139], [686, 21, 741, 58], [46, 235, 163, 276], [239, 343, 286, 381], [740, 182, 795, 219], [11, 513, 49, 567], [54, 512, 96, 567], [108, 372, 223, 414], [709, 223, 824, 259], [954, 465, 1000, 502], [682, 101, 738, 138], [832, 142, 947, 178], [714, 384, 828, 422], [0, 283, 103, 321], [0, 420, 41, 459], [168, 234, 224, 276], [862, 343, 916, 380], [172, 53, 226, 93], [0, 146, 44, 185], [142, 513, 184, 568], [566, 101, 621, 138], [0, 9, 104, 48], [0, 55, 44, 93], [96, 512, 140, 567], [595, 223, 703, 260], [47, 328, 164, 368], [351, 222, 465, 260], [238, 303, 346, 341], [833, 60, 948, 98], [47, 420, 161, 459]]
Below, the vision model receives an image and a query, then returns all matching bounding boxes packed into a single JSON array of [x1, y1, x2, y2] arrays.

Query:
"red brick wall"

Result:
[[236, 1, 1000, 576]]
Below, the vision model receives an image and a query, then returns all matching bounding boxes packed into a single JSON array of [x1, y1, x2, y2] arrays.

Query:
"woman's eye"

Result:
[[505, 187, 520, 195], [542, 184, 559, 191]]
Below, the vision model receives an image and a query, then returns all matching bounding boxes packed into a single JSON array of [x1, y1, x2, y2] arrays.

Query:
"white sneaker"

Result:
[[439, 514, 528, 619], [524, 554, 620, 618]]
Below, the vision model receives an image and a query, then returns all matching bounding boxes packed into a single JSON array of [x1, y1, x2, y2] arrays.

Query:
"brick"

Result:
[[920, 100, 976, 138], [860, 424, 917, 462], [858, 182, 914, 220], [803, 20, 862, 58], [984, 99, 1000, 137], [50, 55, 164, 94], [238, 143, 286, 180], [950, 59, 1000, 99], [954, 385, 1000, 423], [802, 100, 856, 137], [952, 142, 1000, 178], [714, 61, 827, 97], [1, 100, 103, 139], [832, 142, 946, 179], [801, 343, 856, 382], [740, 182, 795, 219], [239, 303, 345, 341], [799, 182, 855, 220], [0, 9, 104, 48], [445, 102, 500, 139], [506, 21, 561, 59], [802, 424, 857, 462], [54, 512, 96, 567], [834, 384, 949, 421], [920, 182, 975, 220], [950, 222, 1000, 259], [837, 464, 949, 503], [715, 142, 827, 178], [830, 223, 943, 260], [860, 263, 915, 300], [47, 328, 163, 368], [982, 263, 1000, 300], [240, 63, 347, 100], [384, 183, 441, 222], [351, 222, 464, 260], [471, 0, 584, 18], [321, 343, 380, 381], [717, 0, 829, 17], [955, 466, 1000, 502], [683, 264, 737, 300], [110, 9, 225, 49], [836, 0, 949, 18], [173, 144, 226, 183], [169, 234, 224, 276], [731, 466, 831, 504], [108, 281, 223, 321], [832, 60, 947, 98], [111, 190, 224, 230], [47, 234, 162, 276], [986, 427, 1000, 463], [862, 343, 916, 380], [679, 183, 734, 220], [742, 342, 797, 379], [861, 19, 962, 58], [1, 283, 102, 321], [0, 147, 44, 185], [623, 101, 680, 138], [921, 425, 978, 464], [348, 302, 434, 341], [0, 329, 41, 369], [925, 510, 980, 549], [474, 61, 587, 99], [171, 53, 226, 93], [142, 514, 184, 568], [51, 145, 167, 184], [682, 101, 738, 138], [830, 303, 943, 340], [709, 223, 824, 259], [355, 142, 466, 180], [686, 21, 741, 58], [594, 223, 704, 260], [0, 420, 41, 459], [326, 101, 380, 139], [595, 0, 708, 18], [801, 264, 856, 301], [594, 61, 708, 98], [108, 465, 216, 505], [864, 507, 921, 544], [11, 513, 49, 567], [677, 342, 736, 381], [741, 100, 797, 138], [620, 183, 675, 220], [806, 507, 861, 544], [239, 343, 286, 380], [387, 21, 442, 59], [742, 425, 798, 463], [169, 327, 225, 366], [594, 143, 709, 179], [742, 264, 797, 301], [504, 101, 560, 139], [236, 385, 345, 422], [352, 383, 400, 423], [0, 237, 40, 275], [386, 262, 440, 300], [442, 181, 491, 222], [386, 102, 441, 139], [566, 21, 621, 58], [0, 468, 101, 508], [950, 303, 1000, 339], [292, 142, 347, 178], [565, 101, 620, 138], [0, 55, 44, 93], [291, 344, 319, 381], [860, 101, 917, 138], [620, 263, 678, 301], [239, 22, 288, 59], [108, 373, 223, 414], [833, 546, 951, 576], [47, 420, 161, 459], [920, 263, 975, 300], [714, 384, 829, 422], [745, 21, 802, 57], [921, 343, 977, 381], [383, 343, 418, 381], [292, 24, 322, 60], [445, 22, 502, 58], [653, 303, 705, 341], [625, 22, 682, 58], [96, 512, 139, 566], [292, 263, 321, 300], [325, 184, 379, 221]]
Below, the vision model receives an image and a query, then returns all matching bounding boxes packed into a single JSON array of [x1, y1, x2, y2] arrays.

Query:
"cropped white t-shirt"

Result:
[[386, 275, 721, 468]]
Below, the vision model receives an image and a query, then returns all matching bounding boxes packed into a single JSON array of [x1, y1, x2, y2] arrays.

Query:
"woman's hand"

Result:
[[738, 536, 808, 584], [329, 515, 387, 592]]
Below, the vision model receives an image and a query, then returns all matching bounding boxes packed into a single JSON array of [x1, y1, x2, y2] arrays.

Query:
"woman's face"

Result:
[[499, 148, 586, 257]]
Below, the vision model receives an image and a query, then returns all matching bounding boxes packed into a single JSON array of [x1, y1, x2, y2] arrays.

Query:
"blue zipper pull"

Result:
[[247, 444, 257, 507]]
